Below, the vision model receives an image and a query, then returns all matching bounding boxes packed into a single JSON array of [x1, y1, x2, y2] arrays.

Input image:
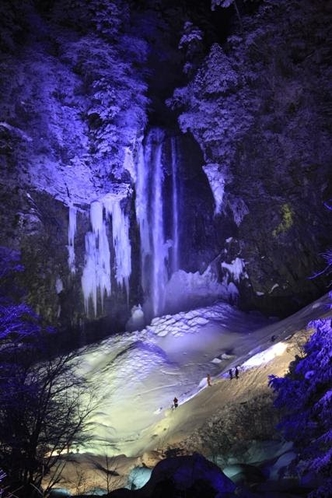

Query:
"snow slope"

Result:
[[75, 294, 331, 458]]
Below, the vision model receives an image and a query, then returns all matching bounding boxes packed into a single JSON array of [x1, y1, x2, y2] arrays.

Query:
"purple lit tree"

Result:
[[0, 250, 95, 498], [167, 41, 253, 166], [48, 0, 149, 170], [269, 298, 332, 497]]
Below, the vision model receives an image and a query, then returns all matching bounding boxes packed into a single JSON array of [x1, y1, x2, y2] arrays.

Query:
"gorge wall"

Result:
[[0, 0, 331, 342]]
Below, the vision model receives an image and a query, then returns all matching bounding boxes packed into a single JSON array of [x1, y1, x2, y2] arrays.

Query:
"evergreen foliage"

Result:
[[269, 296, 332, 497], [0, 0, 150, 196], [167, 0, 332, 313], [169, 0, 332, 194], [167, 42, 252, 166]]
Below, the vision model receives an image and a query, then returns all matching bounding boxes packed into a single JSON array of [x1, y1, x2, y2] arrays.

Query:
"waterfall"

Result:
[[136, 129, 180, 320], [78, 128, 181, 321], [151, 130, 167, 317], [136, 137, 151, 303], [171, 137, 180, 274]]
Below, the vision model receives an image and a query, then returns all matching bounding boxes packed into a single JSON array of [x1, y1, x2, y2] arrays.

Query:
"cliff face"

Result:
[[168, 0, 332, 317], [0, 0, 331, 340]]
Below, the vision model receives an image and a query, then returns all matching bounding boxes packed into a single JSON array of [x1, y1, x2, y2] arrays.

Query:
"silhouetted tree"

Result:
[[0, 249, 95, 497]]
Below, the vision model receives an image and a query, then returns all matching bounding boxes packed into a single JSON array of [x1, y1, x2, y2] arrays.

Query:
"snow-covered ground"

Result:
[[47, 293, 332, 495], [75, 293, 331, 458]]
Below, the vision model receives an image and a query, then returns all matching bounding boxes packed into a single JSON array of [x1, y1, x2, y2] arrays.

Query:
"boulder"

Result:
[[108, 453, 237, 497]]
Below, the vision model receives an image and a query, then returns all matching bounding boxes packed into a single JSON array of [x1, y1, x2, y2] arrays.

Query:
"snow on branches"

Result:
[[269, 307, 332, 497]]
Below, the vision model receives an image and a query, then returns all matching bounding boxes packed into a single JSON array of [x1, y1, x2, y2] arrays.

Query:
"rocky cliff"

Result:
[[0, 0, 331, 341]]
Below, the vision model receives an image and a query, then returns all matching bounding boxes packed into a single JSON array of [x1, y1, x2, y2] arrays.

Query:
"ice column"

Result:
[[103, 195, 131, 301], [136, 138, 151, 301], [202, 163, 226, 215], [67, 205, 77, 273], [171, 137, 179, 274], [136, 128, 174, 319], [151, 130, 168, 317], [81, 194, 132, 316], [81, 201, 111, 316]]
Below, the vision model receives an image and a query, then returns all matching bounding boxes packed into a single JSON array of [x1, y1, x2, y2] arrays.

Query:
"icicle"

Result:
[[90, 200, 103, 233], [123, 146, 136, 182], [55, 277, 63, 294], [81, 201, 111, 316], [68, 205, 77, 273], [202, 163, 226, 215], [81, 195, 132, 316], [82, 232, 99, 314], [103, 194, 131, 300]]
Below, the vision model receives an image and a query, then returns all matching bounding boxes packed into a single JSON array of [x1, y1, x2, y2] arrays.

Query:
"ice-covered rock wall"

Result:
[[0, 0, 331, 341]]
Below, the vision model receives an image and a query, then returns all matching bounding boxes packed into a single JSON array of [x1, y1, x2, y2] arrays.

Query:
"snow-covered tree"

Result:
[[0, 0, 150, 199], [167, 42, 253, 165], [178, 21, 204, 76], [269, 299, 332, 497], [170, 0, 332, 180]]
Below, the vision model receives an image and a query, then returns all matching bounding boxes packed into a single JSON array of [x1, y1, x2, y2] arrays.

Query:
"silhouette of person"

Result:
[[235, 366, 239, 379], [173, 397, 178, 409], [229, 368, 233, 380], [207, 374, 212, 386]]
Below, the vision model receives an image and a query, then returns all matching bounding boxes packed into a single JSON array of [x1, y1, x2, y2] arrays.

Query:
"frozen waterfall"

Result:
[[81, 201, 112, 316], [67, 205, 77, 273], [81, 195, 131, 316], [171, 137, 179, 274], [77, 128, 181, 320], [136, 129, 180, 320], [103, 194, 131, 301]]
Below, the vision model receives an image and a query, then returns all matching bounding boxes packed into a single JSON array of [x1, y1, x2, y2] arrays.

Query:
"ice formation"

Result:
[[67, 205, 77, 273]]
